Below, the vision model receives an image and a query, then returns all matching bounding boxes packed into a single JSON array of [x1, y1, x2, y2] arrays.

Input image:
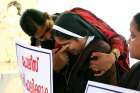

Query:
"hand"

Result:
[[53, 45, 69, 72], [89, 52, 115, 76]]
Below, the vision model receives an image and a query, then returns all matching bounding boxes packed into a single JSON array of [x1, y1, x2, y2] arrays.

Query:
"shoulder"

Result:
[[130, 61, 140, 71], [120, 61, 140, 90], [128, 61, 140, 78], [128, 61, 140, 81]]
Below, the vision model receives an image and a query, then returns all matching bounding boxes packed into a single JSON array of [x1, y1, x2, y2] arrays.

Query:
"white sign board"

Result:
[[85, 81, 140, 93], [16, 42, 53, 93]]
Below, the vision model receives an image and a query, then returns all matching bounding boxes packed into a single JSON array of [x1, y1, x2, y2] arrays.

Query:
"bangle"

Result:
[[111, 49, 120, 62], [112, 52, 118, 62]]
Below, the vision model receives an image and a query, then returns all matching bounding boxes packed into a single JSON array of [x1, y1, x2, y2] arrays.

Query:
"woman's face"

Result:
[[129, 19, 140, 59], [34, 25, 52, 41], [55, 37, 86, 55], [34, 20, 53, 41]]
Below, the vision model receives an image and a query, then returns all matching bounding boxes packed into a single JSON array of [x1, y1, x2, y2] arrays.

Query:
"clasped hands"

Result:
[[89, 52, 116, 76]]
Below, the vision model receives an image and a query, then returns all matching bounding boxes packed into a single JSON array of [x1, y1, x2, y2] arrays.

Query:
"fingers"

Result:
[[53, 45, 70, 72], [94, 71, 105, 76], [91, 52, 106, 58], [90, 56, 98, 60], [89, 63, 99, 72], [89, 63, 105, 76], [90, 52, 104, 61], [52, 48, 59, 54], [52, 45, 69, 54], [59, 44, 69, 52]]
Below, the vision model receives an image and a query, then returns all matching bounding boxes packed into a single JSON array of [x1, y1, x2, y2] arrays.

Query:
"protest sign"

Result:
[[85, 81, 140, 93], [16, 42, 53, 93]]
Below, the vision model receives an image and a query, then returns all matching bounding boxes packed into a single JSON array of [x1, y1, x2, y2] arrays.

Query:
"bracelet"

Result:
[[111, 49, 120, 62], [112, 52, 118, 62]]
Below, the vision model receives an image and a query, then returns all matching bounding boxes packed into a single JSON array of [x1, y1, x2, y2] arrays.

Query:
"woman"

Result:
[[119, 13, 140, 91], [20, 8, 130, 78], [20, 9, 59, 49]]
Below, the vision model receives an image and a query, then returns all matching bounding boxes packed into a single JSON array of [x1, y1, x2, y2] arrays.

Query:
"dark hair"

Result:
[[30, 37, 40, 46], [134, 13, 140, 31], [20, 9, 50, 36]]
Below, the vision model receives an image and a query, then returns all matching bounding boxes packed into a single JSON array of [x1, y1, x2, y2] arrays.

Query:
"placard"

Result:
[[16, 42, 53, 93], [85, 81, 140, 93]]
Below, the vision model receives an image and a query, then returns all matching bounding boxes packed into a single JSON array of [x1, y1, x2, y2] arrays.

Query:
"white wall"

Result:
[[37, 0, 140, 67]]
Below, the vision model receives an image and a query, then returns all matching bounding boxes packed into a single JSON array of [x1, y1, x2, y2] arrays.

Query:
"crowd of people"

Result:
[[19, 7, 140, 93]]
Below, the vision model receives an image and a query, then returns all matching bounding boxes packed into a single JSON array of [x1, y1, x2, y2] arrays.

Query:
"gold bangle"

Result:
[[111, 49, 120, 62], [112, 52, 118, 62]]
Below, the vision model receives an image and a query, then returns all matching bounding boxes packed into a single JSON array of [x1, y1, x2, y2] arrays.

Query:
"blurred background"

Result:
[[0, 0, 139, 93]]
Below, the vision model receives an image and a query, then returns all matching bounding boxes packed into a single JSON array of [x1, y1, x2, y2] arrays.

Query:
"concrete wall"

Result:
[[0, 0, 37, 93]]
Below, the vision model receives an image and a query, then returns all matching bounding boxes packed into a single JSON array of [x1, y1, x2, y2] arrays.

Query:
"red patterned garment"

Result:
[[68, 7, 130, 76]]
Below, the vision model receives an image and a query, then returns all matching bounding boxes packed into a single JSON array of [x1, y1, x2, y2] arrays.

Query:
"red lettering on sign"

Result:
[[22, 55, 39, 72], [23, 77, 48, 93]]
